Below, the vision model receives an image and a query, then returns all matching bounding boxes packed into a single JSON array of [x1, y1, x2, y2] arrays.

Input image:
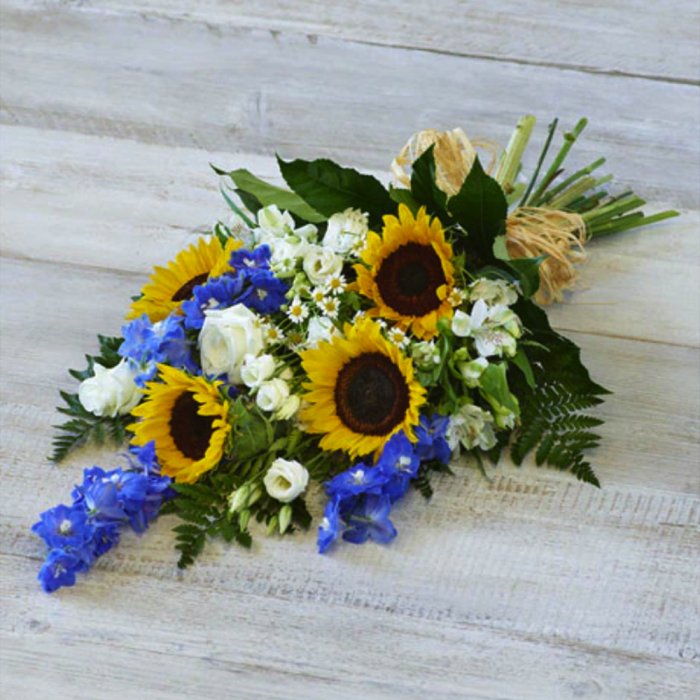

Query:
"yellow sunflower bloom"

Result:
[[129, 365, 231, 483], [300, 318, 426, 459], [127, 236, 242, 322], [355, 205, 455, 340]]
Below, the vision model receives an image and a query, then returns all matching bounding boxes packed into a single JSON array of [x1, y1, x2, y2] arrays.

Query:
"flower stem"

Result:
[[496, 115, 536, 191]]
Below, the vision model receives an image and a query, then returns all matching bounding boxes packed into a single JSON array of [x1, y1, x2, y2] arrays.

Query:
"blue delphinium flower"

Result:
[[32, 504, 94, 550], [37, 549, 85, 594], [230, 244, 272, 271], [342, 495, 397, 545], [325, 461, 385, 499], [414, 413, 451, 465], [119, 314, 196, 386], [375, 432, 420, 503], [181, 274, 245, 330], [239, 268, 289, 315], [32, 441, 172, 593], [318, 496, 341, 554]]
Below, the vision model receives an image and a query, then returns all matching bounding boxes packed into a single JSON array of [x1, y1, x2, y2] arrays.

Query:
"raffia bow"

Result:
[[391, 128, 589, 304]]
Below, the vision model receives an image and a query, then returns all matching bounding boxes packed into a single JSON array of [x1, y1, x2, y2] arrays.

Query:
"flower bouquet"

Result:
[[34, 116, 678, 592]]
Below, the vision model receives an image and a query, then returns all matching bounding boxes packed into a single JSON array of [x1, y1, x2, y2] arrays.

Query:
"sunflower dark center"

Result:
[[335, 352, 410, 436], [172, 273, 209, 302], [375, 243, 446, 316], [169, 391, 215, 461]]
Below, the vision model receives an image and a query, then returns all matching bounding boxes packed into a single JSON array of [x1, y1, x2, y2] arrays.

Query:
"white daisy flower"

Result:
[[287, 297, 308, 324], [310, 287, 327, 307], [320, 296, 340, 318], [447, 287, 467, 307], [386, 326, 409, 348], [325, 273, 347, 295]]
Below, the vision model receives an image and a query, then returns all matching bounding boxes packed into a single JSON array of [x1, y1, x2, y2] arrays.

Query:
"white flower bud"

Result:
[[78, 360, 141, 418]]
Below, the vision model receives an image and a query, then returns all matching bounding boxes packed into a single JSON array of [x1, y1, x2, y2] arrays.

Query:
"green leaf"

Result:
[[225, 168, 326, 223], [479, 363, 519, 416], [389, 186, 420, 214], [511, 348, 536, 389], [277, 156, 395, 227], [447, 156, 508, 262], [492, 235, 544, 300], [410, 145, 448, 218]]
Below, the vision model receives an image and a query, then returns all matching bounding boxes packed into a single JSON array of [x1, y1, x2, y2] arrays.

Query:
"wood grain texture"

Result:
[[8, 0, 700, 84], [1, 0, 700, 698], [1, 3, 699, 210]]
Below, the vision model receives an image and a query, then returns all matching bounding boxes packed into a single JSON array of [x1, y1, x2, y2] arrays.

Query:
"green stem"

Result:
[[590, 210, 680, 237], [547, 175, 597, 210], [519, 118, 559, 207], [528, 117, 588, 206], [495, 115, 536, 190], [539, 157, 606, 204], [582, 196, 646, 224]]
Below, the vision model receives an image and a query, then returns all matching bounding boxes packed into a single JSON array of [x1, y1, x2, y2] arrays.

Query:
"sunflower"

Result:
[[300, 318, 426, 459], [127, 236, 242, 322], [129, 365, 231, 483], [355, 205, 455, 340]]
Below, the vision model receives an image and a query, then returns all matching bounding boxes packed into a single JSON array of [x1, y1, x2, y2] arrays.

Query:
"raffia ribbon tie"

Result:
[[391, 128, 589, 304]]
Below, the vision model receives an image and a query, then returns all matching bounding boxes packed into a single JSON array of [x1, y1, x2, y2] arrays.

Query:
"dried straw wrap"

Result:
[[391, 129, 589, 304]]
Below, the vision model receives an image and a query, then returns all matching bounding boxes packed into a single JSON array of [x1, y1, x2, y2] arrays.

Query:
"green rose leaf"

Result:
[[277, 156, 395, 227], [492, 235, 544, 300]]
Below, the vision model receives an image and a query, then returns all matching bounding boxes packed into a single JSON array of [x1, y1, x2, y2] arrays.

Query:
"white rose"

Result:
[[303, 246, 343, 286], [274, 394, 301, 421], [257, 205, 295, 237], [264, 458, 309, 503], [240, 353, 277, 389], [256, 378, 290, 413], [323, 208, 369, 254], [78, 360, 142, 418], [199, 304, 266, 383]]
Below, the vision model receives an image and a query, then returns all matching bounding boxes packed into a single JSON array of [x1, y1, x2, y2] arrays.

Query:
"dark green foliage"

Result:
[[162, 475, 252, 569], [509, 300, 609, 487], [51, 336, 129, 462], [447, 156, 508, 263], [277, 156, 395, 228], [410, 145, 449, 220]]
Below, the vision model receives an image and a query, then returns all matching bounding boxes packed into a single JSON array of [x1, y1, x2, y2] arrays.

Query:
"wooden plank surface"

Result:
[[1, 0, 699, 698], [1, 2, 699, 209]]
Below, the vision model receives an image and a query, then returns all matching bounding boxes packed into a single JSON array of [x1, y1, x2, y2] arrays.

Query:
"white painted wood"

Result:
[[8, 0, 700, 84], [1, 3, 699, 209], [2, 126, 698, 348], [1, 1, 700, 698]]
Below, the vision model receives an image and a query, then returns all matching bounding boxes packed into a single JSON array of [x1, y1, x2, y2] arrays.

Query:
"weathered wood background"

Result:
[[1, 1, 699, 698]]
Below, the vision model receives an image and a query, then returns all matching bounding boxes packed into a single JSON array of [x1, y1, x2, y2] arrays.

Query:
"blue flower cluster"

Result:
[[318, 414, 451, 553], [32, 442, 172, 593], [181, 244, 288, 329], [119, 314, 197, 386]]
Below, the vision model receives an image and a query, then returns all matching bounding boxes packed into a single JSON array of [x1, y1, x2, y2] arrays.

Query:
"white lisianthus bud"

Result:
[[457, 357, 489, 388], [412, 341, 440, 368], [278, 504, 293, 534], [264, 458, 309, 503], [303, 246, 343, 286], [451, 310, 473, 337], [322, 208, 369, 255], [256, 378, 290, 413], [274, 394, 301, 421], [199, 304, 266, 383], [240, 353, 277, 389], [228, 485, 250, 514], [78, 360, 142, 418]]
